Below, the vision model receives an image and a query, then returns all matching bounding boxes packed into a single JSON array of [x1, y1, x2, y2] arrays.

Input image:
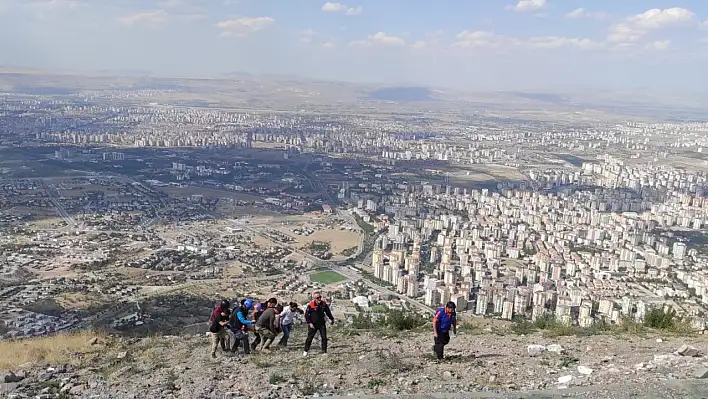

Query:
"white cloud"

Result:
[[526, 36, 602, 49], [216, 16, 274, 37], [565, 8, 609, 20], [608, 8, 695, 44], [321, 2, 361, 16], [453, 31, 505, 48], [322, 40, 335, 49], [117, 10, 169, 26], [409, 30, 443, 50], [349, 32, 405, 47], [646, 40, 671, 50], [506, 0, 546, 13], [453, 30, 600, 50], [701, 20, 708, 30]]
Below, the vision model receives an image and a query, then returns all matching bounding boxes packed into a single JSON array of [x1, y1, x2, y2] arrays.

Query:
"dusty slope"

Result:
[[2, 325, 708, 398]]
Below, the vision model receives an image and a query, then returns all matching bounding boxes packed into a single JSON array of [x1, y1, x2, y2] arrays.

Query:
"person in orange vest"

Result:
[[432, 301, 457, 360], [302, 292, 334, 357]]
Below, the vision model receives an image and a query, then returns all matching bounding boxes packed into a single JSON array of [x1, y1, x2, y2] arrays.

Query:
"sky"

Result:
[[0, 0, 707, 92]]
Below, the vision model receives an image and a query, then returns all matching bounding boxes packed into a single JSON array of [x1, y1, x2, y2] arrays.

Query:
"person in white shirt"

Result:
[[277, 302, 303, 347]]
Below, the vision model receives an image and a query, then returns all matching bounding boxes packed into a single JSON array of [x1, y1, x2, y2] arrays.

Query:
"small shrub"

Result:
[[368, 378, 386, 389], [384, 310, 427, 331], [643, 307, 693, 334], [351, 313, 377, 330], [269, 373, 285, 385]]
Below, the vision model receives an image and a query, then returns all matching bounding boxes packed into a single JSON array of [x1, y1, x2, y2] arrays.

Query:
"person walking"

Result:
[[209, 308, 231, 358], [303, 292, 334, 357], [209, 299, 230, 353], [432, 301, 457, 360], [254, 298, 279, 352], [251, 299, 271, 351], [278, 302, 303, 348], [229, 299, 255, 355]]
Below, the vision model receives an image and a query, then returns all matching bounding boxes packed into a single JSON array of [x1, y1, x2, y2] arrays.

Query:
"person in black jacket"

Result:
[[303, 291, 334, 357], [209, 308, 230, 358]]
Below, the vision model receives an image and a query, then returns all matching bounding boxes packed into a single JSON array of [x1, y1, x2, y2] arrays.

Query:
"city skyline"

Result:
[[1, 1, 708, 92]]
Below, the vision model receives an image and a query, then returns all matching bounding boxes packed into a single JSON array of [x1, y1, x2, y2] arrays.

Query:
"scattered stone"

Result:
[[442, 371, 453, 380], [693, 367, 708, 379], [2, 372, 22, 383], [546, 344, 564, 355], [656, 338, 663, 343], [558, 375, 573, 384], [117, 351, 128, 359], [577, 366, 593, 375], [676, 345, 700, 357], [488, 374, 497, 384], [87, 337, 99, 345], [527, 345, 545, 357]]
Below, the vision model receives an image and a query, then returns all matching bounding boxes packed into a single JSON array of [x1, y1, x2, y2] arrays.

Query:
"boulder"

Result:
[[694, 367, 708, 379], [527, 344, 546, 357], [676, 344, 700, 357], [2, 372, 22, 383]]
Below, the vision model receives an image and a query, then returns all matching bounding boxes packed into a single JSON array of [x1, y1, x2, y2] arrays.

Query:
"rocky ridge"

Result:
[[2, 326, 708, 398]]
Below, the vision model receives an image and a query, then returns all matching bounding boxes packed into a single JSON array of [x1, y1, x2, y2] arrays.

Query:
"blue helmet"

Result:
[[243, 299, 254, 309]]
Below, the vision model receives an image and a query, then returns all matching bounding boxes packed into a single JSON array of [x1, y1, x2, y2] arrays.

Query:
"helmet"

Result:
[[220, 299, 230, 310], [243, 299, 254, 309]]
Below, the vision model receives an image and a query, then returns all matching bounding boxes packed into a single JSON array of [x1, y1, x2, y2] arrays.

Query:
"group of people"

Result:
[[208, 291, 335, 359]]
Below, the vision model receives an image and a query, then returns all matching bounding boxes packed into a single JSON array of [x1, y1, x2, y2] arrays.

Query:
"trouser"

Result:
[[278, 324, 292, 346], [210, 330, 230, 355], [433, 331, 450, 359], [251, 332, 261, 350], [255, 326, 276, 349], [304, 324, 328, 353], [230, 330, 251, 354]]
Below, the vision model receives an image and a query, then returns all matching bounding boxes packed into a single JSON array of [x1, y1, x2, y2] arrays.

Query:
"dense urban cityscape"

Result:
[[2, 73, 708, 338], [1, 69, 708, 397]]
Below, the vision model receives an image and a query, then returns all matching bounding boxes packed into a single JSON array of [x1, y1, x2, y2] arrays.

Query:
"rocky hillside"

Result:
[[2, 325, 708, 399]]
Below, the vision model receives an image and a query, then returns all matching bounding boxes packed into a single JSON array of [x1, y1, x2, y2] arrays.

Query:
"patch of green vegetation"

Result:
[[350, 310, 428, 333], [367, 378, 386, 389], [643, 307, 694, 334], [307, 241, 331, 252], [309, 271, 346, 284], [269, 373, 285, 385], [371, 304, 387, 312], [353, 214, 375, 235], [509, 307, 695, 338]]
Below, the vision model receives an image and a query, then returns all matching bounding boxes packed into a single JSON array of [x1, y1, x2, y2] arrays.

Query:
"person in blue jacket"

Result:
[[432, 301, 457, 360], [229, 299, 255, 355]]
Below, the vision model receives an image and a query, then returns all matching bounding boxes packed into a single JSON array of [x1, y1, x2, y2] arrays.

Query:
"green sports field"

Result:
[[309, 271, 347, 284]]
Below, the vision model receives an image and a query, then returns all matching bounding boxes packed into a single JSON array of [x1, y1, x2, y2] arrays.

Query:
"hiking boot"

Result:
[[211, 353, 216, 359]]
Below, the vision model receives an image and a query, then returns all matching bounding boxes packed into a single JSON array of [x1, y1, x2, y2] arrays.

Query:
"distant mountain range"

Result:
[[0, 66, 706, 121]]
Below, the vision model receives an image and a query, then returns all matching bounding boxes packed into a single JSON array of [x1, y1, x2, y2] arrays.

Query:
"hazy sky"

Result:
[[0, 0, 707, 92]]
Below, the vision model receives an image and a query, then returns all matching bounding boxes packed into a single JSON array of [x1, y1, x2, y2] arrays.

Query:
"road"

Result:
[[231, 219, 434, 314]]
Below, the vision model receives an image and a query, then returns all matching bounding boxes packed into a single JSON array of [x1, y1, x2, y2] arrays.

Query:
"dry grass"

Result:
[[0, 330, 106, 371]]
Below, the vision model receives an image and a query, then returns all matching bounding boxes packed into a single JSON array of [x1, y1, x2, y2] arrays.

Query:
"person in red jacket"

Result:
[[302, 292, 334, 357]]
